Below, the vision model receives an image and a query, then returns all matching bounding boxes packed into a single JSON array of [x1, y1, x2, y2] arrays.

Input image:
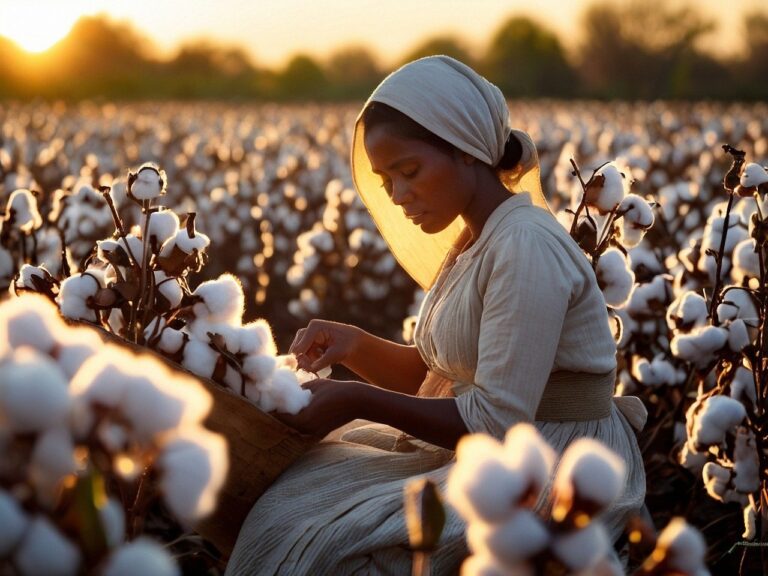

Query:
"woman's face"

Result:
[[363, 123, 474, 234]]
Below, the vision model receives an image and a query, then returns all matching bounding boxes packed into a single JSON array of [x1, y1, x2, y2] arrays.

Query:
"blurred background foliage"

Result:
[[1, 0, 767, 101]]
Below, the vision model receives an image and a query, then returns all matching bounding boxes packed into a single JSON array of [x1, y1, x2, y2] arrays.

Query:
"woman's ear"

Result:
[[460, 152, 476, 166]]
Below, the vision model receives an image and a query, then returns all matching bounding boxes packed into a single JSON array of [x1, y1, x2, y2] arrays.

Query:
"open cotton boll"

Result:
[[447, 434, 528, 523], [552, 438, 626, 513], [0, 489, 28, 556], [182, 339, 219, 380], [618, 194, 654, 247], [595, 248, 634, 307], [584, 163, 628, 213], [57, 325, 103, 379], [466, 509, 549, 565], [243, 354, 277, 385], [550, 522, 610, 572], [689, 395, 746, 449], [192, 273, 244, 325], [14, 516, 81, 576], [0, 348, 71, 433], [656, 517, 709, 575], [717, 287, 758, 325], [118, 234, 145, 266], [144, 209, 180, 247], [154, 271, 183, 308], [30, 427, 76, 507], [144, 317, 186, 354], [730, 366, 756, 405], [740, 163, 768, 188], [671, 325, 729, 367], [69, 346, 134, 409], [732, 239, 760, 282], [58, 272, 103, 322], [129, 164, 167, 201], [189, 322, 241, 354], [7, 188, 43, 232], [625, 275, 671, 318], [666, 291, 708, 332], [733, 427, 760, 494], [726, 319, 751, 352], [159, 429, 228, 525], [678, 442, 707, 473], [270, 368, 312, 414], [502, 423, 555, 495], [102, 537, 180, 576], [702, 462, 742, 504], [16, 263, 51, 290], [631, 355, 685, 387], [164, 227, 211, 256], [0, 293, 63, 354]]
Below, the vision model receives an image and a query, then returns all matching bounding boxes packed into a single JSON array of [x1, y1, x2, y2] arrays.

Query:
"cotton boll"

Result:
[[0, 489, 28, 556], [70, 346, 133, 409], [671, 325, 729, 367], [0, 348, 71, 433], [58, 273, 102, 322], [14, 516, 81, 576], [717, 287, 758, 327], [155, 271, 183, 308], [703, 462, 742, 504], [552, 438, 626, 516], [502, 423, 555, 496], [0, 293, 62, 354], [625, 275, 672, 318], [595, 248, 634, 307], [655, 517, 709, 575], [584, 163, 628, 213], [103, 537, 180, 576], [168, 227, 210, 256], [270, 368, 311, 414], [144, 317, 186, 354], [30, 427, 76, 507], [466, 509, 549, 564], [550, 522, 610, 572], [159, 429, 228, 524], [145, 209, 179, 246], [678, 442, 707, 474], [730, 366, 756, 405], [726, 319, 751, 352], [631, 355, 685, 387], [118, 234, 145, 266], [129, 164, 167, 201], [688, 395, 746, 449], [16, 263, 51, 290], [740, 163, 768, 188], [7, 188, 43, 232], [733, 427, 760, 494], [666, 291, 708, 332], [447, 434, 528, 523], [182, 339, 219, 379], [192, 273, 244, 325], [56, 326, 103, 379], [732, 239, 760, 283], [243, 354, 277, 384]]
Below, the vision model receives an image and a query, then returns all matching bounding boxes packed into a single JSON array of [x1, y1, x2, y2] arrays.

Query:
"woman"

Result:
[[226, 56, 646, 575]]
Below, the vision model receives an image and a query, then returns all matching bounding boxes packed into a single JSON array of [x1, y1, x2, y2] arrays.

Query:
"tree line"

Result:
[[1, 0, 767, 101]]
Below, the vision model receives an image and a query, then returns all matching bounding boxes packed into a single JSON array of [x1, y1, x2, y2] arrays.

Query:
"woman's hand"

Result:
[[272, 378, 365, 437], [289, 320, 362, 373]]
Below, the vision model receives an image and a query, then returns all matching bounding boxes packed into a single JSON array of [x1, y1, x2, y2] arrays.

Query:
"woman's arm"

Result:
[[290, 320, 428, 395], [275, 378, 468, 450]]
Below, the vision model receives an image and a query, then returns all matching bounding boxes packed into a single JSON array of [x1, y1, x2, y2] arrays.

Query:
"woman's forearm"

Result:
[[343, 329, 428, 394], [356, 383, 468, 450]]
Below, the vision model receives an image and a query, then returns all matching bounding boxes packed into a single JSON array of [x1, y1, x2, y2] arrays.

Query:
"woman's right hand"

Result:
[[289, 319, 363, 373]]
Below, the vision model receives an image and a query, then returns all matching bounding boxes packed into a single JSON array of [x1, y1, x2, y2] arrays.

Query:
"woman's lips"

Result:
[[405, 211, 426, 224]]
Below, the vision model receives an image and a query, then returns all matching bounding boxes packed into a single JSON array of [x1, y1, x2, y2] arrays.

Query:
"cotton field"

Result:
[[2, 100, 768, 574]]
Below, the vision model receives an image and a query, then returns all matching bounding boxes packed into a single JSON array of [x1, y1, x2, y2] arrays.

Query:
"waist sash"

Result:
[[535, 369, 615, 422]]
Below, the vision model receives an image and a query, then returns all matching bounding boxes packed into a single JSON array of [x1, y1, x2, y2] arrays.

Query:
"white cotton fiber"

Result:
[[182, 339, 220, 379], [689, 395, 746, 448], [502, 423, 555, 494], [192, 273, 244, 325], [671, 325, 729, 367], [7, 188, 42, 232], [0, 348, 71, 433], [270, 368, 311, 414], [57, 326, 102, 379], [155, 271, 183, 308], [732, 239, 760, 282], [145, 318, 186, 354], [466, 509, 549, 564], [167, 228, 210, 255], [727, 319, 751, 352], [58, 273, 102, 322], [626, 275, 671, 317], [130, 165, 166, 201], [30, 427, 76, 507], [118, 234, 145, 266], [554, 438, 626, 509], [243, 354, 277, 384], [0, 489, 28, 556], [69, 347, 133, 408], [666, 291, 708, 332], [656, 517, 709, 575], [14, 516, 81, 576], [159, 429, 228, 524], [550, 522, 610, 571], [103, 537, 180, 576], [717, 287, 758, 324], [146, 209, 180, 247], [447, 434, 527, 523], [595, 248, 635, 307], [17, 263, 49, 289], [733, 427, 760, 494], [585, 163, 627, 213], [740, 163, 768, 188], [730, 366, 756, 405], [702, 462, 736, 503], [0, 293, 62, 354]]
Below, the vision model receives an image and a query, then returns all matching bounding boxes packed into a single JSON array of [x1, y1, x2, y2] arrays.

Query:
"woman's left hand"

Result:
[[272, 378, 366, 437]]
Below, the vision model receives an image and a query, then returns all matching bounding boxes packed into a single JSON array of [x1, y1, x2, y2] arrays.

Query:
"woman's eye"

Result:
[[380, 177, 393, 195], [401, 167, 418, 178]]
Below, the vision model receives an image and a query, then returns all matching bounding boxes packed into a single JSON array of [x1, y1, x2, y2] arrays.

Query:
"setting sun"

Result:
[[0, 2, 86, 53]]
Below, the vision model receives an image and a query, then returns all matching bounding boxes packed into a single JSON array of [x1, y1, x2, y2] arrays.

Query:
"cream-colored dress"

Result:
[[225, 193, 646, 575]]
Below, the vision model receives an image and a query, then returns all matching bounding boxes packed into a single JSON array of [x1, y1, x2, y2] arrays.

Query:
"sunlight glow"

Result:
[[0, 2, 92, 53]]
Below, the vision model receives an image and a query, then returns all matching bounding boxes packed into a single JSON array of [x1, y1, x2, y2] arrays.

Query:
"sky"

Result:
[[0, 0, 762, 66]]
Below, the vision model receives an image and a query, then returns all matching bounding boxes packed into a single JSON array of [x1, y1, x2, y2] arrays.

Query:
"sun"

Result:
[[0, 2, 89, 53]]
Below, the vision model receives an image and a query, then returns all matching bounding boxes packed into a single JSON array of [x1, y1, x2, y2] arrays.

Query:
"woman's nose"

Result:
[[390, 180, 410, 206]]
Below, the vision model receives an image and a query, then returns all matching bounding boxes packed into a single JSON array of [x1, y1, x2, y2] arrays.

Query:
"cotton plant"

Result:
[[445, 424, 630, 575], [0, 293, 229, 575]]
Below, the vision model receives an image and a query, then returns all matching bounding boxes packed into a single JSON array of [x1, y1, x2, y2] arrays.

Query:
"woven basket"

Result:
[[90, 325, 316, 557]]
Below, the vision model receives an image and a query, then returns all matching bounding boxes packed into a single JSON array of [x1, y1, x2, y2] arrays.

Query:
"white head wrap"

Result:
[[351, 55, 551, 290]]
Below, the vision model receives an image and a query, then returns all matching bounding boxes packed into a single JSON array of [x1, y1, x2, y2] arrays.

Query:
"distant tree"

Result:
[[737, 10, 768, 97], [576, 0, 718, 99], [482, 16, 576, 97], [399, 35, 475, 68], [276, 54, 328, 101], [325, 46, 382, 99]]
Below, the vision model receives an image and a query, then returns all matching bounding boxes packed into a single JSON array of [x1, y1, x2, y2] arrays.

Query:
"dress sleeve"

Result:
[[455, 226, 573, 439]]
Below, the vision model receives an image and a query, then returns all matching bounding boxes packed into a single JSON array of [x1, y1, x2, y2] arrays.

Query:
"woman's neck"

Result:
[[462, 175, 512, 241]]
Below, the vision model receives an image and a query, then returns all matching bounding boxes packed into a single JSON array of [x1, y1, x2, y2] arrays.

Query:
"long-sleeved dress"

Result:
[[225, 192, 646, 575]]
